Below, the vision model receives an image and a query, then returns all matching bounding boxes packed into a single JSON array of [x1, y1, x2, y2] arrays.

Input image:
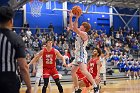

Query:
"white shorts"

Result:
[[36, 68, 43, 78], [100, 66, 106, 74], [73, 53, 87, 66]]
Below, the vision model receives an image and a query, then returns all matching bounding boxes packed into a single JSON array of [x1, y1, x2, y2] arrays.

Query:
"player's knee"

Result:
[[43, 85, 47, 88], [55, 78, 61, 85], [71, 69, 77, 76]]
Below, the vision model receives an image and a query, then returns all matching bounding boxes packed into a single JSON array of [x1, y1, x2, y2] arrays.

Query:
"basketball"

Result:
[[72, 6, 82, 16]]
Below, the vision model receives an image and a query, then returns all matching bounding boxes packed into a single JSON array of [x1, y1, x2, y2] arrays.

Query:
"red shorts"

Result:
[[43, 67, 59, 79], [77, 74, 85, 80]]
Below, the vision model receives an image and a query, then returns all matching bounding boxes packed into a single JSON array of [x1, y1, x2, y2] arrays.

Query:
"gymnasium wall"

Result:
[[1, 1, 139, 34], [13, 10, 24, 27], [26, 1, 110, 35], [0, 0, 23, 33], [26, 1, 63, 34], [113, 7, 139, 31]]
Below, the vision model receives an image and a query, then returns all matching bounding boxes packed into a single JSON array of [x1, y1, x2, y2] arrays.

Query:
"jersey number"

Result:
[[89, 63, 94, 73], [46, 55, 53, 64]]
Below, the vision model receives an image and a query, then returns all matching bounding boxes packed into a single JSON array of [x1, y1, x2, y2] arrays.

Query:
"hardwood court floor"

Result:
[[20, 79, 140, 93]]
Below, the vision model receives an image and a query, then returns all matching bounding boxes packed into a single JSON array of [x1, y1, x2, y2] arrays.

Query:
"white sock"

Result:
[[93, 81, 97, 87]]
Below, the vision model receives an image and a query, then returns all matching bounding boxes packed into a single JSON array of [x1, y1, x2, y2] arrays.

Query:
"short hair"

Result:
[[82, 22, 91, 32], [0, 6, 14, 24], [94, 47, 102, 57], [46, 38, 53, 43]]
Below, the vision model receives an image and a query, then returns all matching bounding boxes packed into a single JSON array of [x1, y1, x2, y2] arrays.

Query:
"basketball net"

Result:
[[29, 0, 43, 17]]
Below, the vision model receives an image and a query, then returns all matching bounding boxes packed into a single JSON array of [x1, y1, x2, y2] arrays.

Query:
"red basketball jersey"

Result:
[[43, 48, 56, 69], [88, 58, 99, 78]]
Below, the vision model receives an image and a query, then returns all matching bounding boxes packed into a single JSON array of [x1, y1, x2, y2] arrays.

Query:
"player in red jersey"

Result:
[[88, 47, 102, 83], [30, 38, 66, 93], [76, 47, 102, 92]]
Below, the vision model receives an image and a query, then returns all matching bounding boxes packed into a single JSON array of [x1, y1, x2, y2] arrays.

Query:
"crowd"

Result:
[[13, 25, 140, 78]]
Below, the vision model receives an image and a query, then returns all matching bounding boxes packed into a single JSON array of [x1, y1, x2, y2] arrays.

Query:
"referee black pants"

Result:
[[0, 72, 20, 93]]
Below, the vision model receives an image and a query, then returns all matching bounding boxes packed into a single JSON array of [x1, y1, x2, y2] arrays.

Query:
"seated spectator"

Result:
[[106, 68, 114, 75], [117, 59, 125, 72]]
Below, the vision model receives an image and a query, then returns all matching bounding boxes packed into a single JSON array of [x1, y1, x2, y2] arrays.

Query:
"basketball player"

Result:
[[28, 54, 52, 93], [70, 48, 102, 93], [30, 38, 66, 93], [100, 47, 109, 85], [69, 10, 99, 93], [80, 48, 102, 92]]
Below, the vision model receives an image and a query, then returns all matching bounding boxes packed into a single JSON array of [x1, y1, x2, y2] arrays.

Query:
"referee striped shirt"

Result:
[[0, 28, 26, 73]]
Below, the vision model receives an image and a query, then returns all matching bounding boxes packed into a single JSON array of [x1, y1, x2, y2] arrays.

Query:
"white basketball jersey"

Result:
[[100, 57, 106, 73], [74, 33, 88, 63], [36, 57, 43, 70]]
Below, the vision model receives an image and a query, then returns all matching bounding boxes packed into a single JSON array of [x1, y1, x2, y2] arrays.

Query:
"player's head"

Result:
[[101, 50, 106, 57], [0, 6, 14, 27], [46, 38, 53, 47], [93, 47, 102, 57], [80, 22, 91, 32]]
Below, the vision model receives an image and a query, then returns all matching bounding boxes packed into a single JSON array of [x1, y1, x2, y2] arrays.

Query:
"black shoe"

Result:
[[94, 87, 99, 93], [104, 81, 106, 85], [75, 89, 82, 93]]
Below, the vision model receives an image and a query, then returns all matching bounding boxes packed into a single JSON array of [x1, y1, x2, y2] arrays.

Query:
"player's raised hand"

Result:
[[68, 10, 74, 17]]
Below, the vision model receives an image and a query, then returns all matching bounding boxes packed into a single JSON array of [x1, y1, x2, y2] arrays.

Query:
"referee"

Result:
[[0, 6, 32, 93]]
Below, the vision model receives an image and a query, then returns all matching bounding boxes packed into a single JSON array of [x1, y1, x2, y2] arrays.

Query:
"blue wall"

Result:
[[0, 0, 23, 33], [14, 10, 24, 27], [113, 7, 139, 31], [0, 1, 139, 34], [0, 0, 9, 6], [26, 2, 110, 34], [26, 1, 63, 34]]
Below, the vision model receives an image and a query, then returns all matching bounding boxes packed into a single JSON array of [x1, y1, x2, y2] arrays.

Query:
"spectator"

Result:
[[23, 21, 30, 28], [26, 28, 32, 38], [48, 23, 54, 31]]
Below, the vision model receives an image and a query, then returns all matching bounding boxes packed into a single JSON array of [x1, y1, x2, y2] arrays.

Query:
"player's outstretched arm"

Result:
[[55, 49, 66, 66], [28, 51, 43, 66]]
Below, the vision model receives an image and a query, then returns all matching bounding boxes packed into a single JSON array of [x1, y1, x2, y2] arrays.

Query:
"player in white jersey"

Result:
[[100, 53, 107, 85], [69, 10, 99, 93], [100, 47, 109, 85], [28, 55, 52, 93]]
